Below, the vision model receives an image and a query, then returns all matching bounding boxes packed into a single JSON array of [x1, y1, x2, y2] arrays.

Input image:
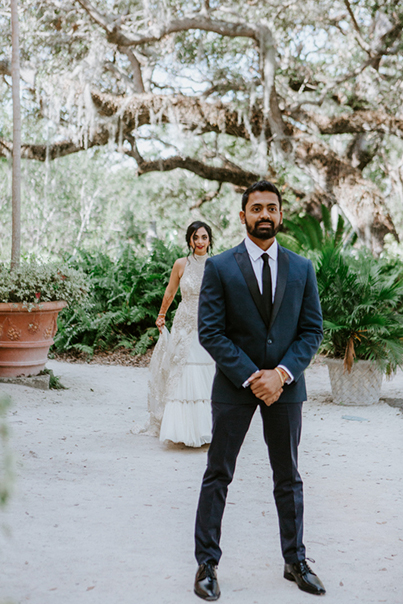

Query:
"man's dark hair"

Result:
[[241, 180, 282, 211], [186, 221, 213, 252]]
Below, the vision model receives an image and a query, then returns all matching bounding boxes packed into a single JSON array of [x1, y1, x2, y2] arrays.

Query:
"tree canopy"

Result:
[[1, 0, 403, 254]]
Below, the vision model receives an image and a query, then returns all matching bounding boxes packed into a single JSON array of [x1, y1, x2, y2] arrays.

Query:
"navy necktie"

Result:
[[261, 253, 272, 323]]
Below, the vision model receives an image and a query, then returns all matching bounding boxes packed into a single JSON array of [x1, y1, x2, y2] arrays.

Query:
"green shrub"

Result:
[[277, 204, 357, 258], [54, 241, 183, 356], [0, 261, 88, 306], [316, 245, 403, 374]]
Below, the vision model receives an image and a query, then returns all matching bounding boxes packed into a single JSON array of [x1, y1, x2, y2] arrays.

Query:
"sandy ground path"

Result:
[[0, 360, 402, 604]]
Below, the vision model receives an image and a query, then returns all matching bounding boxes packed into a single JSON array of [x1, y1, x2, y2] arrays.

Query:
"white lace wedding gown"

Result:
[[147, 254, 215, 447]]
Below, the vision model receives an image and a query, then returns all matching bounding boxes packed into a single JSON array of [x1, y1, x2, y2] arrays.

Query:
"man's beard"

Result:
[[245, 217, 281, 240]]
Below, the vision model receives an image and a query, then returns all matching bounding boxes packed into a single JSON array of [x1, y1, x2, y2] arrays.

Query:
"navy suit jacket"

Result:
[[198, 240, 323, 404]]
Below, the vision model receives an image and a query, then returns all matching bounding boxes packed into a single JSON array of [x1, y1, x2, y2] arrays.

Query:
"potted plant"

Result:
[[0, 261, 88, 377], [315, 246, 403, 405], [0, 4, 89, 377]]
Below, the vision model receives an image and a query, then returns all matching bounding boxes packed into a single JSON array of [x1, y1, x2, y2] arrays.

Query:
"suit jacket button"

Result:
[[267, 339, 272, 344]]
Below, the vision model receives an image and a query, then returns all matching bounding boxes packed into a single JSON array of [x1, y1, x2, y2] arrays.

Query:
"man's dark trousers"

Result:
[[195, 399, 305, 566]]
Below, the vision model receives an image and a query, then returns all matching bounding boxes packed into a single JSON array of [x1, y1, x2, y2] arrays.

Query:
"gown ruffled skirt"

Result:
[[158, 329, 214, 446]]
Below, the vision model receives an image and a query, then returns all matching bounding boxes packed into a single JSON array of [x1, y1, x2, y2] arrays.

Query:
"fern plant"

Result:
[[316, 245, 403, 375], [53, 241, 183, 356]]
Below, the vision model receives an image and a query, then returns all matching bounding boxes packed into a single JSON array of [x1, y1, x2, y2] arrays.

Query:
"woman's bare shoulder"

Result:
[[174, 256, 188, 268], [173, 256, 188, 278]]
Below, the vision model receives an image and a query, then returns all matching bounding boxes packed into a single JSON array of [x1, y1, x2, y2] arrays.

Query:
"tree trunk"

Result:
[[294, 135, 397, 255], [10, 0, 21, 269]]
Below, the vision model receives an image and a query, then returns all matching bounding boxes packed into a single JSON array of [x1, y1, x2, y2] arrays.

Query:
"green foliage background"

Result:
[[0, 148, 252, 262], [54, 240, 184, 356], [316, 246, 403, 373]]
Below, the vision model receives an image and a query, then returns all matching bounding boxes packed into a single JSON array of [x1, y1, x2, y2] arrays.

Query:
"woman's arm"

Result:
[[155, 257, 187, 333]]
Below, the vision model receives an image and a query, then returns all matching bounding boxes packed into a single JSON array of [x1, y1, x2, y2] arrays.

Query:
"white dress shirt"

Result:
[[244, 235, 278, 300], [242, 235, 293, 386]]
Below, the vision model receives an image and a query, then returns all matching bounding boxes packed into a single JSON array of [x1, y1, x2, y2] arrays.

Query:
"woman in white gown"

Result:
[[147, 221, 215, 447]]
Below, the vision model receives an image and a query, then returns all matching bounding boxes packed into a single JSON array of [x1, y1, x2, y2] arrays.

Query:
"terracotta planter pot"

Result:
[[0, 301, 67, 377], [325, 358, 383, 406]]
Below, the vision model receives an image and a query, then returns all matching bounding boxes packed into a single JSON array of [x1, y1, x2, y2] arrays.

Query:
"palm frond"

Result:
[[318, 246, 403, 372]]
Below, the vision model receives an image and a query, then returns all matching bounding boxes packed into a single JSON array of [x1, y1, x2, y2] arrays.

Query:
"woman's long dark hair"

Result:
[[185, 221, 213, 254]]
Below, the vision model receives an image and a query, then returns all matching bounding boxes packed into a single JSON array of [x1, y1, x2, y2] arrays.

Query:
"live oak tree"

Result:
[[1, 0, 403, 254]]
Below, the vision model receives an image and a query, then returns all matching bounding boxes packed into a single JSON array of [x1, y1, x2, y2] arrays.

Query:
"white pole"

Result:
[[10, 0, 21, 269]]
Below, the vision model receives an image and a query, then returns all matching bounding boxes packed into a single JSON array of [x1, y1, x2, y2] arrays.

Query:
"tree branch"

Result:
[[76, 0, 260, 46], [125, 143, 260, 187], [75, 1, 289, 152], [0, 58, 36, 88], [298, 109, 403, 137], [260, 27, 289, 156], [291, 10, 403, 107], [319, 59, 374, 105], [75, 0, 114, 31], [345, 133, 383, 171], [293, 131, 398, 252], [136, 156, 259, 187], [118, 47, 145, 93], [0, 127, 111, 161], [369, 10, 403, 69], [190, 182, 222, 209], [0, 91, 271, 164], [343, 0, 371, 53], [104, 61, 136, 90], [91, 90, 270, 140]]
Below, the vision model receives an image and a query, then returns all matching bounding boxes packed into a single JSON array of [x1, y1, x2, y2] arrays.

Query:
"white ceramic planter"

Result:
[[325, 358, 383, 406]]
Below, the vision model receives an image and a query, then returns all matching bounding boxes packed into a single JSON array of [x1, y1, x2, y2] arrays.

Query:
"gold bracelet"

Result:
[[274, 367, 286, 386]]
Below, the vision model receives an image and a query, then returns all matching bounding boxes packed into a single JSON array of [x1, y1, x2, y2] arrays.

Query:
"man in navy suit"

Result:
[[193, 181, 325, 600]]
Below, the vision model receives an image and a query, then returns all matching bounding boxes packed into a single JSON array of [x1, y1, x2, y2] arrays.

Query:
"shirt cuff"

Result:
[[278, 365, 293, 384], [242, 370, 260, 388]]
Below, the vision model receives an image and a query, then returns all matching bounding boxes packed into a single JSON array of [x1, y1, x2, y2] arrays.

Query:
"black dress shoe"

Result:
[[284, 560, 326, 595], [194, 563, 220, 601]]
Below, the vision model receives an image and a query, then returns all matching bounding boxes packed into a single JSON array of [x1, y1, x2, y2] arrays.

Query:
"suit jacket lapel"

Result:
[[269, 244, 289, 331], [234, 244, 269, 327]]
